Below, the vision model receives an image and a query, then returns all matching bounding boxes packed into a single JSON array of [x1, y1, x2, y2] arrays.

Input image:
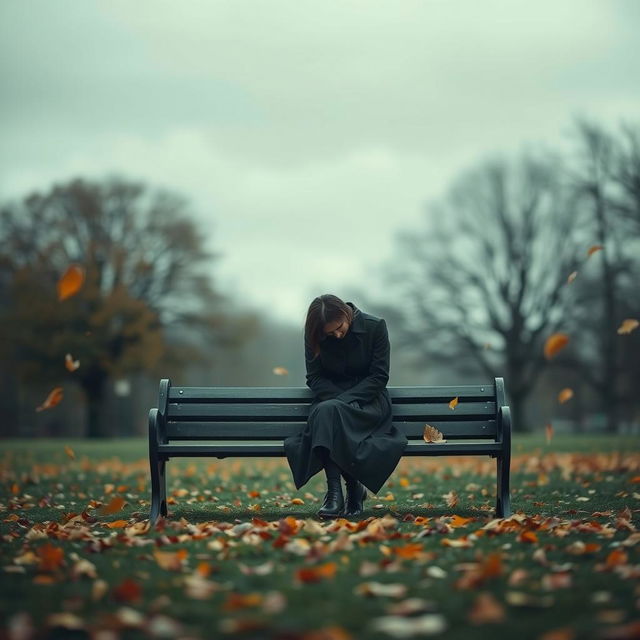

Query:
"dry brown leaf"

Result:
[[64, 445, 75, 460], [468, 592, 506, 624], [57, 264, 85, 301], [36, 387, 63, 412], [448, 396, 459, 410], [112, 577, 142, 603], [65, 354, 80, 372], [355, 582, 408, 598], [545, 423, 554, 444], [295, 561, 337, 583], [557, 388, 574, 404], [617, 319, 639, 335], [99, 496, 125, 515], [423, 425, 446, 443], [587, 245, 604, 257], [36, 543, 65, 572], [272, 366, 289, 375], [443, 490, 458, 508], [544, 333, 569, 360]]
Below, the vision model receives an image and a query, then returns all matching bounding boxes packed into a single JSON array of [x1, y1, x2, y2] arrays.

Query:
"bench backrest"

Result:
[[158, 378, 505, 442]]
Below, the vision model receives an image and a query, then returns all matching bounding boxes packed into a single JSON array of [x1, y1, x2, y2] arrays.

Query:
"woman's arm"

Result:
[[337, 319, 390, 405], [305, 337, 344, 401]]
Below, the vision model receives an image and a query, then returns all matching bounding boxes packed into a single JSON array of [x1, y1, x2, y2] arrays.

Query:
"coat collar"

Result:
[[346, 301, 367, 334]]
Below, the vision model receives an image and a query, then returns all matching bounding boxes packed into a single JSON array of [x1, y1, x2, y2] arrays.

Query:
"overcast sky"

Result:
[[1, 1, 638, 326]]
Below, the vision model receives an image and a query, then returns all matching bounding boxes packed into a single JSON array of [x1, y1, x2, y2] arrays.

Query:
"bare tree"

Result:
[[381, 152, 582, 432]]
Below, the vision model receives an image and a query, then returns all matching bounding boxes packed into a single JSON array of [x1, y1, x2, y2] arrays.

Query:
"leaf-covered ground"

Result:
[[1, 435, 639, 640]]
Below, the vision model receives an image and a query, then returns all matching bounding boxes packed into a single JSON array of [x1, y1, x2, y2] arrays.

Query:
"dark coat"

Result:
[[284, 301, 408, 495]]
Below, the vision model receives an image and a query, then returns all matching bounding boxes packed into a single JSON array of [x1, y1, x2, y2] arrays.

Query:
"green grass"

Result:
[[1, 435, 638, 640]]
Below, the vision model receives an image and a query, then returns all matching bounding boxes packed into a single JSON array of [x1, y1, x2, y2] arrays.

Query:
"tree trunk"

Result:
[[81, 371, 108, 438]]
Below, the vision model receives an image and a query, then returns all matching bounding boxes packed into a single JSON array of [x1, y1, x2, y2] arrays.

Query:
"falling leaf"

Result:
[[557, 388, 574, 404], [272, 366, 289, 375], [99, 496, 125, 516], [617, 319, 639, 335], [57, 264, 85, 301], [423, 425, 446, 443], [65, 354, 80, 371], [448, 397, 459, 410], [468, 592, 506, 624], [544, 333, 569, 360], [587, 245, 603, 257], [545, 423, 554, 444], [36, 387, 63, 412], [64, 445, 75, 460], [567, 271, 578, 284]]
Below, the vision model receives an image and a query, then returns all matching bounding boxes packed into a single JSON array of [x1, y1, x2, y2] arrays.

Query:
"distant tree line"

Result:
[[364, 118, 640, 433]]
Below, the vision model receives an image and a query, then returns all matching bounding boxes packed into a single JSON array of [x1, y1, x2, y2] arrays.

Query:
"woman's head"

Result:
[[305, 294, 354, 358]]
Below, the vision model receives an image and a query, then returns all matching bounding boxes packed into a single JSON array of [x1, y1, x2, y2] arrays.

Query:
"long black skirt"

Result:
[[283, 390, 408, 495]]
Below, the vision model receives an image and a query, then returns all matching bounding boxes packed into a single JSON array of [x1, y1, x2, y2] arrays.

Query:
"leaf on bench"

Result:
[[423, 425, 447, 443]]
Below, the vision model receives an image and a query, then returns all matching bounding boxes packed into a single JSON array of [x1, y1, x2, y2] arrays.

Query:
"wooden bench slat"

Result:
[[167, 401, 497, 420], [168, 385, 495, 402], [157, 441, 503, 458], [166, 420, 497, 440]]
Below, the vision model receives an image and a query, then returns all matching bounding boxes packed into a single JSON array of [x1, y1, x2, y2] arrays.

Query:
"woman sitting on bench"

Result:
[[284, 294, 408, 519]]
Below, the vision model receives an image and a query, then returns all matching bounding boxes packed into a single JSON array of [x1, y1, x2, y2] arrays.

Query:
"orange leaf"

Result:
[[106, 520, 128, 529], [222, 592, 263, 611], [449, 515, 474, 528], [557, 388, 573, 404], [394, 543, 425, 559], [567, 271, 578, 284], [423, 424, 446, 443], [153, 548, 188, 570], [545, 423, 554, 444], [448, 396, 459, 410], [57, 264, 85, 301], [617, 319, 639, 335], [518, 531, 538, 544], [272, 366, 289, 376], [605, 549, 628, 568], [544, 333, 569, 360], [65, 353, 80, 372], [587, 245, 603, 257], [64, 445, 75, 460], [296, 561, 337, 583], [36, 543, 65, 572], [36, 387, 63, 412], [99, 496, 125, 515]]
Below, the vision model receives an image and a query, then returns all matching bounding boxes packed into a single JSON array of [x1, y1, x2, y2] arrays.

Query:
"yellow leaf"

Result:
[[291, 498, 305, 505], [65, 354, 80, 372], [423, 424, 446, 443], [57, 264, 85, 301], [36, 387, 63, 412], [449, 396, 459, 410], [544, 333, 569, 360], [557, 388, 573, 404], [617, 319, 639, 335]]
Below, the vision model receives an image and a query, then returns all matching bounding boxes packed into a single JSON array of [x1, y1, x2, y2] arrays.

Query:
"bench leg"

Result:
[[496, 454, 512, 518]]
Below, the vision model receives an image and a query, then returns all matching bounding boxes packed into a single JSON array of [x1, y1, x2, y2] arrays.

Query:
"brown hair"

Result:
[[305, 294, 354, 359]]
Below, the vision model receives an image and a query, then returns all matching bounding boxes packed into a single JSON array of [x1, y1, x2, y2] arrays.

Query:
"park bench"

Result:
[[148, 377, 512, 524]]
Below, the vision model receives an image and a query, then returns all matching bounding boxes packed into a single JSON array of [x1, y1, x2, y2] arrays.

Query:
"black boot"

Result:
[[343, 476, 367, 518], [317, 477, 344, 519]]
